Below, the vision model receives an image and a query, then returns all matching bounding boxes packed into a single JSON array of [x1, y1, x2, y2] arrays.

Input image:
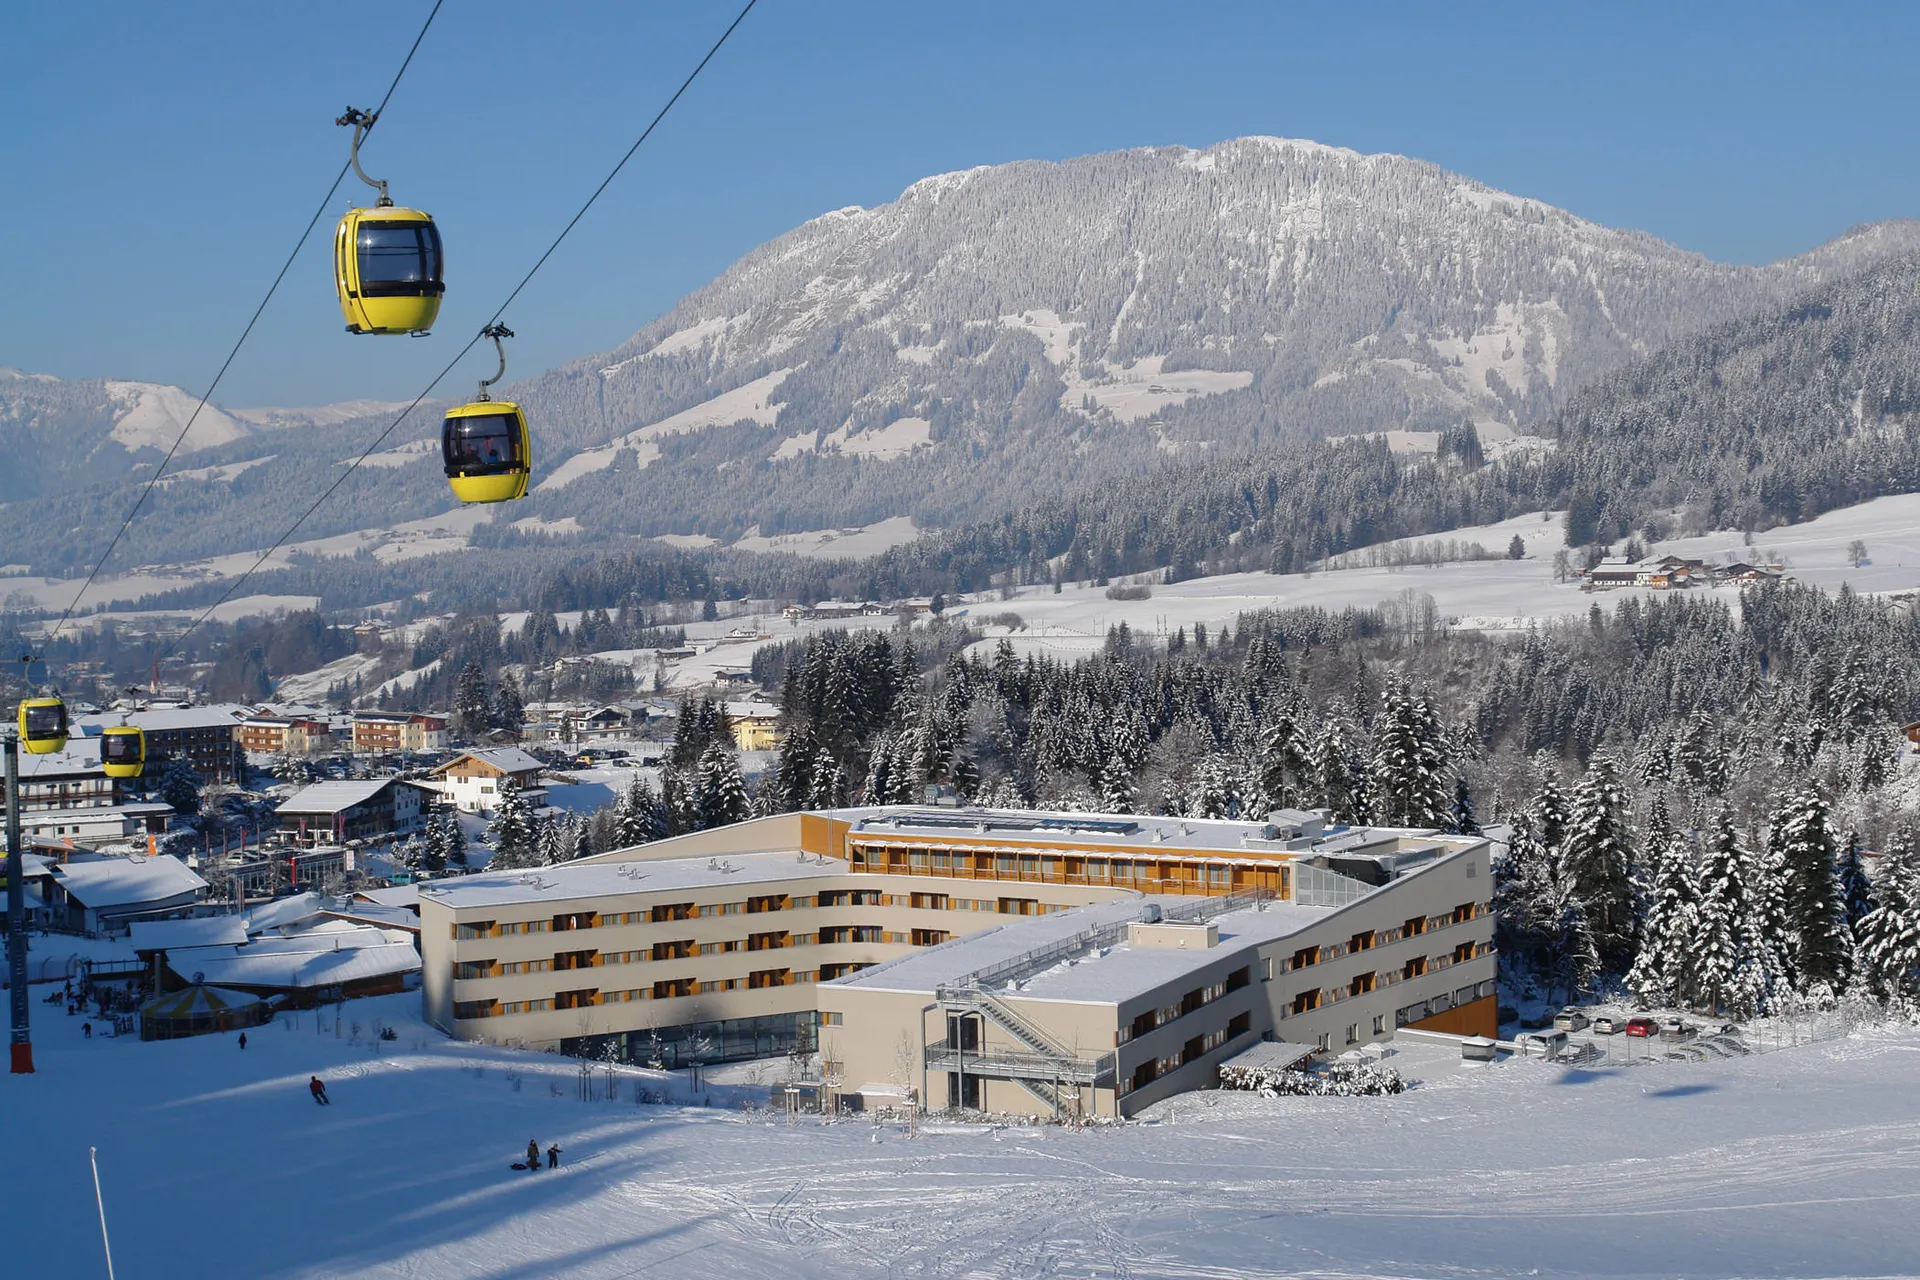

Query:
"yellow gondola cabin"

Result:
[[442, 401, 531, 504], [101, 726, 145, 778], [17, 697, 68, 754], [335, 206, 443, 335]]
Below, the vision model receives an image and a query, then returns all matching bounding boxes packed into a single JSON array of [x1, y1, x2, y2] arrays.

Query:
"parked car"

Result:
[[1553, 1010, 1590, 1033], [1658, 1017, 1693, 1038], [1623, 1017, 1659, 1038], [1591, 1015, 1626, 1035]]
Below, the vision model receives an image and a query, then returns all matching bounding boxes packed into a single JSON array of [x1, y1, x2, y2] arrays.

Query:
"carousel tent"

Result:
[[138, 983, 268, 1042]]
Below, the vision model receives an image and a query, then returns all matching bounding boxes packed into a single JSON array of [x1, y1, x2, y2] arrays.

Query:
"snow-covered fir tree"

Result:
[[1559, 756, 1637, 965], [695, 742, 750, 830], [1766, 787, 1850, 990], [1626, 828, 1699, 1007], [1854, 842, 1920, 1000], [1369, 677, 1450, 828]]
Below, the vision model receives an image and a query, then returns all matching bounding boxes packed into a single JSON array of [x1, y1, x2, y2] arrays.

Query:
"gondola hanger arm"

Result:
[[336, 106, 391, 207], [476, 324, 514, 401]]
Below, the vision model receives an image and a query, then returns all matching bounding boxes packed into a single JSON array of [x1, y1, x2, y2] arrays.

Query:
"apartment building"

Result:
[[237, 715, 336, 757], [77, 705, 248, 783], [419, 807, 1495, 1113], [351, 713, 451, 755]]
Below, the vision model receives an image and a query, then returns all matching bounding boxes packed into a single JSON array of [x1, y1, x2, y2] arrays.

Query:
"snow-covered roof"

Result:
[[243, 892, 327, 934], [322, 903, 419, 932], [17, 744, 106, 778], [819, 805, 1446, 858], [50, 855, 206, 909], [419, 849, 846, 910], [353, 884, 419, 908], [433, 747, 545, 776], [834, 897, 1333, 1004], [128, 916, 249, 952], [276, 778, 424, 814], [176, 940, 420, 990], [75, 704, 249, 733]]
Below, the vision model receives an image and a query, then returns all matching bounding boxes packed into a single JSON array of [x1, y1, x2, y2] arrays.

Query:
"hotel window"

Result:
[[820, 1011, 844, 1026], [1086, 858, 1108, 880], [1346, 1024, 1359, 1045], [1372, 1014, 1387, 1035], [499, 920, 551, 936], [454, 921, 495, 940], [453, 960, 496, 980], [501, 999, 553, 1015]]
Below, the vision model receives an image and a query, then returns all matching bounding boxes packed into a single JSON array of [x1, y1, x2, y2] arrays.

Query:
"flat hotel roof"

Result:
[[419, 849, 847, 911]]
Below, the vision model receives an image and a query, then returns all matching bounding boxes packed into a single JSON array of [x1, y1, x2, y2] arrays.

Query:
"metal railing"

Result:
[[943, 888, 1274, 996], [924, 1039, 1112, 1086]]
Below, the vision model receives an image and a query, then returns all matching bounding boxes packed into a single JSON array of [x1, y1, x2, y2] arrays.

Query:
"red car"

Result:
[[1623, 1017, 1659, 1038]]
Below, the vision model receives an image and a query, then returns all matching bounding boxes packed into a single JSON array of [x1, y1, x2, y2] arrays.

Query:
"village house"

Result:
[[39, 852, 209, 934], [723, 699, 784, 752], [426, 747, 548, 816], [275, 778, 435, 845]]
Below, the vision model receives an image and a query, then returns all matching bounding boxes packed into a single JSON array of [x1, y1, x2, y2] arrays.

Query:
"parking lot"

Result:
[[1507, 1006, 1850, 1067]]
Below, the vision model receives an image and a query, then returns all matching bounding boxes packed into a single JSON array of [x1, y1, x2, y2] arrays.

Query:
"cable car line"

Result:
[[41, 0, 446, 649], [151, 0, 761, 667]]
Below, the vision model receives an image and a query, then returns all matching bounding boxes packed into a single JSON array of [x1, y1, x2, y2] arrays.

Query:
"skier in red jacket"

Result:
[[309, 1076, 330, 1105]]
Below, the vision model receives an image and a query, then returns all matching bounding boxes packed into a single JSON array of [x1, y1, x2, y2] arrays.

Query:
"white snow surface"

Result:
[[103, 381, 253, 454], [8, 992, 1920, 1277]]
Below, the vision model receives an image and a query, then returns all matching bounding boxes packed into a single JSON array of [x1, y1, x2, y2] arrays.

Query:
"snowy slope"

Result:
[[6, 989, 1920, 1278]]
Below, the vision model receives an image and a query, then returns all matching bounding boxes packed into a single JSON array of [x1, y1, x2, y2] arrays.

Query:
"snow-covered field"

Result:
[[8, 991, 1920, 1279]]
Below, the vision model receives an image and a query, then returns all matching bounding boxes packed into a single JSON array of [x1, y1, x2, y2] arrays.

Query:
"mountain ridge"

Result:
[[5, 136, 1920, 577]]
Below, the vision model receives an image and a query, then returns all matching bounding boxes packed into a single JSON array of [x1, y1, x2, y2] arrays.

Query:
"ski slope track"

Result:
[[5, 989, 1920, 1278]]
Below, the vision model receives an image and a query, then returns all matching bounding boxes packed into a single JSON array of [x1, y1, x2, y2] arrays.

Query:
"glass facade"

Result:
[[562, 1010, 818, 1068]]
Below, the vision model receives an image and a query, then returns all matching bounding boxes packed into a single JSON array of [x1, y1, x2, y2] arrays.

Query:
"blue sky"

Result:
[[7, 1, 1918, 406]]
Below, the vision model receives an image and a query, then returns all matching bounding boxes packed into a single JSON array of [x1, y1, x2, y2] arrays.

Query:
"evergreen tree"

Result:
[[442, 814, 469, 870], [774, 724, 818, 813], [1187, 755, 1236, 820], [1098, 750, 1138, 813], [1766, 787, 1850, 991], [1838, 832, 1876, 931], [614, 776, 660, 847], [1527, 760, 1570, 851], [1369, 678, 1450, 828], [491, 672, 526, 733], [806, 746, 844, 809], [489, 788, 535, 867], [1559, 757, 1637, 964], [1310, 719, 1361, 823], [1255, 698, 1311, 812], [1449, 775, 1481, 836], [1854, 840, 1920, 1000], [454, 660, 492, 741], [1626, 829, 1699, 1007], [1693, 809, 1764, 1017], [695, 742, 750, 830]]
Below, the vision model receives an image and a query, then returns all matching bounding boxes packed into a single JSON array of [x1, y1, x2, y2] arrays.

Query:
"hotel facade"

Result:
[[419, 806, 1496, 1117]]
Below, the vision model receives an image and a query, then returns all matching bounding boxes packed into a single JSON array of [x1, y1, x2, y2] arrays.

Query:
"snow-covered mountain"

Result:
[[7, 137, 1920, 574], [504, 136, 1920, 540]]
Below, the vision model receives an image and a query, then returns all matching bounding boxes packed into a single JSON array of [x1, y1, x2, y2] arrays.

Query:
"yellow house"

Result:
[[724, 700, 783, 752]]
